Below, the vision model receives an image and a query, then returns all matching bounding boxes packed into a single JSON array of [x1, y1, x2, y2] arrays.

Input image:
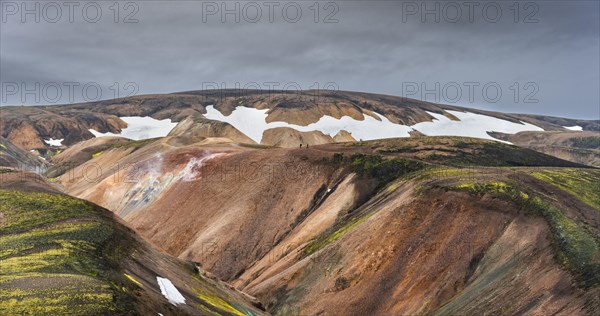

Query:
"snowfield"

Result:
[[204, 105, 412, 143], [44, 138, 64, 146], [563, 125, 583, 131], [156, 277, 186, 305], [204, 105, 544, 143], [89, 116, 177, 140], [411, 111, 544, 141]]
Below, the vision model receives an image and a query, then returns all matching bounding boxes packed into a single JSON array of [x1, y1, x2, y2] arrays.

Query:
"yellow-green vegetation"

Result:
[[0, 168, 15, 174], [453, 181, 510, 194], [422, 140, 580, 167], [0, 189, 263, 315], [449, 181, 600, 288], [0, 190, 136, 314], [304, 211, 376, 256], [341, 153, 425, 189], [123, 273, 142, 287], [530, 169, 600, 211], [415, 167, 493, 181], [195, 288, 247, 316], [0, 143, 7, 149], [570, 136, 600, 149], [91, 151, 104, 158], [190, 276, 260, 316]]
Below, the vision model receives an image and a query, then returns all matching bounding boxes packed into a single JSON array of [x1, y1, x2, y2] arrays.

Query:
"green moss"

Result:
[[346, 154, 425, 189], [425, 141, 582, 167], [195, 289, 246, 316], [530, 169, 600, 211], [123, 273, 142, 287], [91, 151, 104, 158], [570, 136, 600, 149], [449, 181, 600, 288], [377, 144, 417, 154], [0, 190, 138, 314], [189, 280, 259, 316], [0, 168, 15, 174], [304, 211, 376, 256]]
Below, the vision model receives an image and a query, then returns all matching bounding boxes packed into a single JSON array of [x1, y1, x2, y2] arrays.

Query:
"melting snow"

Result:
[[156, 277, 186, 305], [44, 138, 64, 146], [411, 111, 544, 142], [563, 125, 583, 131], [89, 116, 177, 140], [204, 105, 412, 143], [204, 105, 544, 143]]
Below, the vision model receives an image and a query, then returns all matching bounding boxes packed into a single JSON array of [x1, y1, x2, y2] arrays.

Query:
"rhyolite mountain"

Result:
[[46, 134, 600, 315], [1, 89, 599, 315], [1, 90, 598, 166]]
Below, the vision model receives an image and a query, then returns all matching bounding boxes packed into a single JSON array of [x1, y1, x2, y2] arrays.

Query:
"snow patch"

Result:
[[204, 105, 412, 143], [411, 111, 544, 142], [563, 125, 583, 131], [89, 116, 177, 140], [156, 277, 186, 306], [204, 105, 544, 143], [44, 138, 64, 146]]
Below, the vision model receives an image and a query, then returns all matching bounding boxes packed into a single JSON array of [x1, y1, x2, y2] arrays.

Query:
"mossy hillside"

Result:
[[338, 137, 582, 169], [333, 153, 425, 188], [449, 181, 600, 288], [428, 142, 583, 167], [304, 211, 376, 256], [0, 190, 137, 314], [570, 136, 600, 149], [0, 168, 15, 174], [301, 154, 426, 256], [0, 189, 266, 315], [530, 169, 600, 211]]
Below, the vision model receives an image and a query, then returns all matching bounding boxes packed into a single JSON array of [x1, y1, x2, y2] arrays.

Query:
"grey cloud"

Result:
[[1, 0, 598, 119]]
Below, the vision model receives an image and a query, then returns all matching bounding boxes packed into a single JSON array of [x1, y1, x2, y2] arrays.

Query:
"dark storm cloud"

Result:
[[1, 0, 598, 119]]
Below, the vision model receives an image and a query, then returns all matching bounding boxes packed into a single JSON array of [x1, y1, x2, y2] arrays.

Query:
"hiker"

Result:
[[300, 144, 303, 148], [306, 144, 309, 148]]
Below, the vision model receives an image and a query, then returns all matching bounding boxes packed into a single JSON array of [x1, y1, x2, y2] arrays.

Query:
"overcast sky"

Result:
[[1, 0, 598, 119]]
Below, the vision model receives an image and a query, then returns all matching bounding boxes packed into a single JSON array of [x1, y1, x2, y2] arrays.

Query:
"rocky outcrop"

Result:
[[0, 106, 126, 150], [333, 130, 357, 142], [167, 114, 256, 144], [261, 127, 335, 147], [0, 137, 47, 171]]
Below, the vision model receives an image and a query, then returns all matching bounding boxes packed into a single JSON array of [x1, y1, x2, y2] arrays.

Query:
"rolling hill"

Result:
[[47, 134, 600, 315], [0, 170, 266, 315], [1, 90, 597, 167], [1, 89, 599, 315]]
